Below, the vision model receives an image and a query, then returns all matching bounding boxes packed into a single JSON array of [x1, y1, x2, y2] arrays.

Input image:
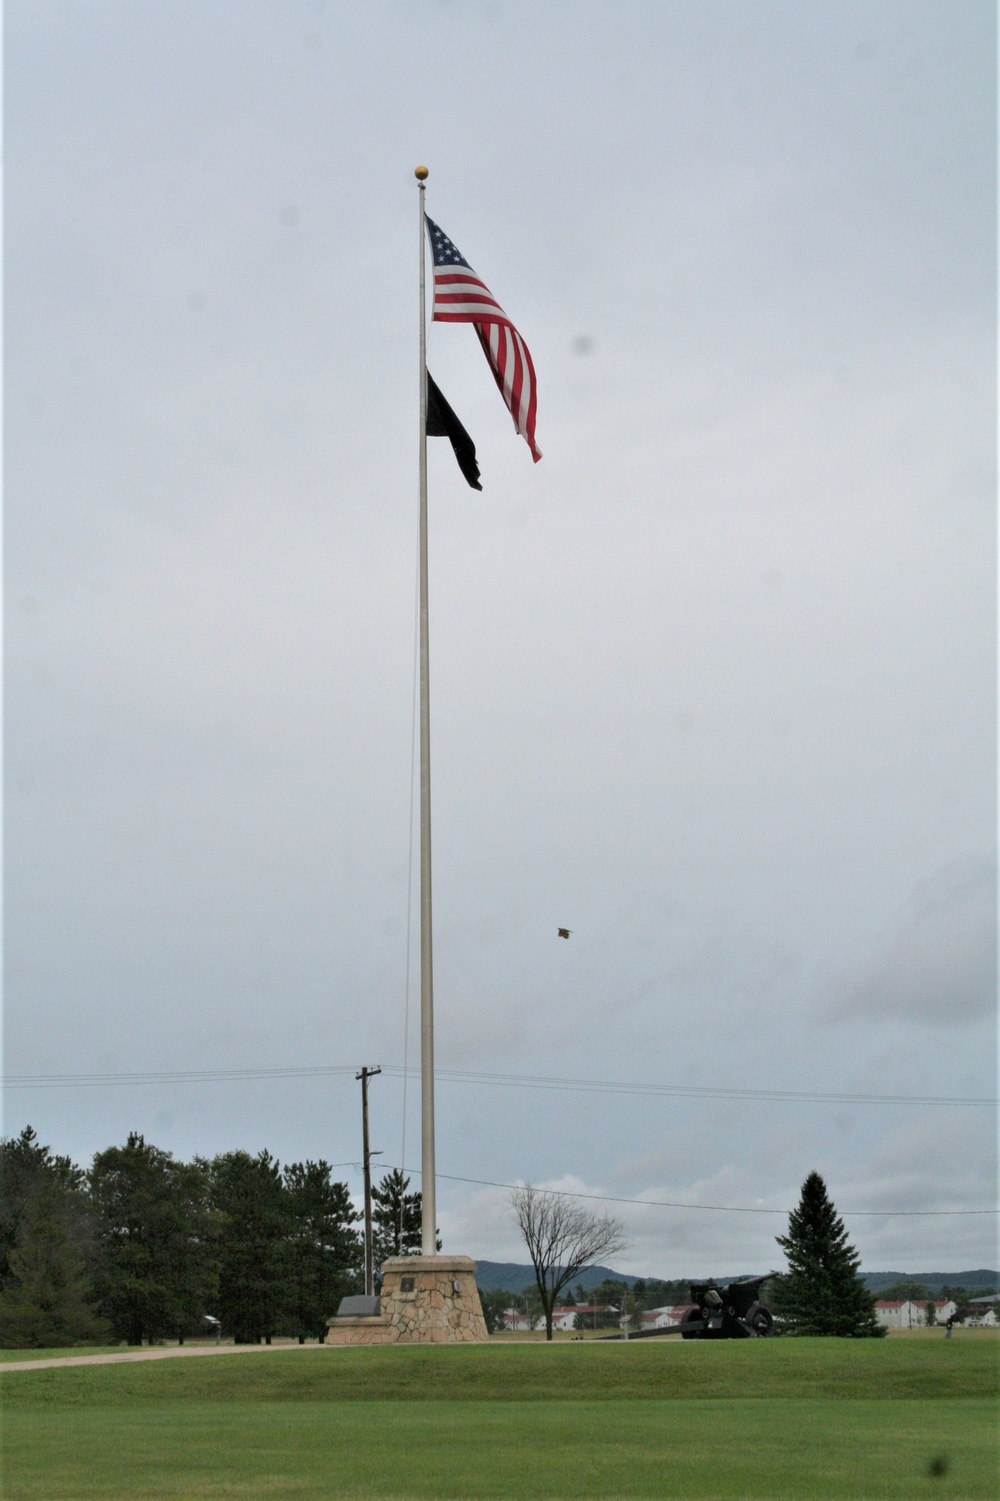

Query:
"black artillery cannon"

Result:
[[600, 1272, 768, 1344], [677, 1276, 774, 1339], [612, 1274, 775, 1341]]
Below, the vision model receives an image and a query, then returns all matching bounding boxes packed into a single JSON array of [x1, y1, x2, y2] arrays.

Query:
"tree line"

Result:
[[2, 1130, 937, 1349], [876, 1278, 991, 1306], [0, 1127, 423, 1348]]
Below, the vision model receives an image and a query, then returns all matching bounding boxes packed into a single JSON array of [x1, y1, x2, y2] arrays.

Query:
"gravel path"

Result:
[[0, 1343, 325, 1373]]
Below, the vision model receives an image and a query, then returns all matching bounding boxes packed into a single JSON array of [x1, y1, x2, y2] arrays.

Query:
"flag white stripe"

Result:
[[436, 303, 506, 319], [434, 271, 494, 289], [513, 331, 530, 435], [500, 328, 517, 416], [435, 279, 499, 297], [434, 297, 505, 318]]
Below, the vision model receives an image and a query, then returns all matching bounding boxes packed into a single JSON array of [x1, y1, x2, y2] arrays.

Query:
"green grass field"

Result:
[[2, 1337, 997, 1499]]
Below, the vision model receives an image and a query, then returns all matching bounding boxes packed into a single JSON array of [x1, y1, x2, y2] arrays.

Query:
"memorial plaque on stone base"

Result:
[[325, 1255, 488, 1346]]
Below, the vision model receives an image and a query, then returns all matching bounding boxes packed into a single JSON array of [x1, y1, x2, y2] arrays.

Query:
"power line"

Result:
[[379, 1163, 999, 1219], [414, 1068, 998, 1110], [2, 1065, 359, 1088], [1, 1062, 994, 1109]]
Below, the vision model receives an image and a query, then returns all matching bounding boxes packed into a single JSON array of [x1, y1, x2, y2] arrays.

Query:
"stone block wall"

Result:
[[325, 1254, 488, 1346]]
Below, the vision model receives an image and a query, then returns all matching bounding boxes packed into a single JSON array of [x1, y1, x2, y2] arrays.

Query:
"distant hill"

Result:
[[473, 1261, 637, 1293], [860, 1270, 998, 1295], [472, 1260, 998, 1296]]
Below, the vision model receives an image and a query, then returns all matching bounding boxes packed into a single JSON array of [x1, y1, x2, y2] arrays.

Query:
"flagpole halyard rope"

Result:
[[398, 488, 421, 1256]]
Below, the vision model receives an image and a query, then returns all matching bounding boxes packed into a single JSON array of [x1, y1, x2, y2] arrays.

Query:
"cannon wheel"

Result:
[[745, 1302, 774, 1337], [680, 1307, 703, 1340]]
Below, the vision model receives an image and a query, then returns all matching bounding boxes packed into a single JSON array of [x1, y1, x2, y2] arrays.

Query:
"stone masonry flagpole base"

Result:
[[325, 1256, 488, 1346]]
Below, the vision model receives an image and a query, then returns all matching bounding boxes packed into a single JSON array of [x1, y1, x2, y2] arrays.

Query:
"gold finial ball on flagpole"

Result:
[[414, 166, 429, 180]]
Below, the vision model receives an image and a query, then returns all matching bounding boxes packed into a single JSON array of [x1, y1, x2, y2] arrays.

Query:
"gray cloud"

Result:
[[440, 1115, 998, 1276], [833, 855, 997, 1025]]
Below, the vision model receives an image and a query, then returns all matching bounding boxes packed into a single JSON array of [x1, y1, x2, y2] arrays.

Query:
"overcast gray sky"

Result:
[[5, 0, 997, 1277]]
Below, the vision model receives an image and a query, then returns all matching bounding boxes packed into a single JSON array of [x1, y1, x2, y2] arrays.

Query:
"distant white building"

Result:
[[875, 1300, 957, 1329], [639, 1307, 674, 1330], [502, 1306, 538, 1332], [640, 1304, 696, 1330], [502, 1304, 604, 1332], [964, 1300, 997, 1328]]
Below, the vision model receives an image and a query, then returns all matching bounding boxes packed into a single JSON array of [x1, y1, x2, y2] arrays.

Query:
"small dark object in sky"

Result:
[[927, 1455, 950, 1478], [558, 928, 571, 939]]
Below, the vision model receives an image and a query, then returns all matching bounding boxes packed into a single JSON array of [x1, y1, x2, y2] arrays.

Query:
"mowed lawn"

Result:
[[2, 1337, 997, 1500]]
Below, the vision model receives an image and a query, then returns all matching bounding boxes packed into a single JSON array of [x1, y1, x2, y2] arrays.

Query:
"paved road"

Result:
[[0, 1343, 325, 1373]]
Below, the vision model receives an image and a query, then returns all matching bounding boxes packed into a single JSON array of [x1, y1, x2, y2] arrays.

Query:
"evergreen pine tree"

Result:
[[89, 1135, 216, 1345], [284, 1161, 362, 1341], [371, 1169, 435, 1269], [0, 1179, 109, 1348], [773, 1171, 886, 1337], [477, 1286, 514, 1335], [1, 1126, 91, 1288], [209, 1150, 288, 1343]]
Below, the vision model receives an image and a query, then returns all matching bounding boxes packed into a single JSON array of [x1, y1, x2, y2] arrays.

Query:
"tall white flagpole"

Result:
[[414, 165, 436, 1256]]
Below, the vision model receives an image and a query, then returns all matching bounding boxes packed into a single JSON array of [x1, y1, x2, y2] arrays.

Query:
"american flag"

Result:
[[426, 215, 541, 463]]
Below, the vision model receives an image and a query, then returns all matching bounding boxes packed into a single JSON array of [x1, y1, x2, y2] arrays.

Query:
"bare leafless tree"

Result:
[[510, 1183, 627, 1341]]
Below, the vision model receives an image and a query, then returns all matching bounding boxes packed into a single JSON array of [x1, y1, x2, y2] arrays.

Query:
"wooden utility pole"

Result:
[[356, 1065, 382, 1296]]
